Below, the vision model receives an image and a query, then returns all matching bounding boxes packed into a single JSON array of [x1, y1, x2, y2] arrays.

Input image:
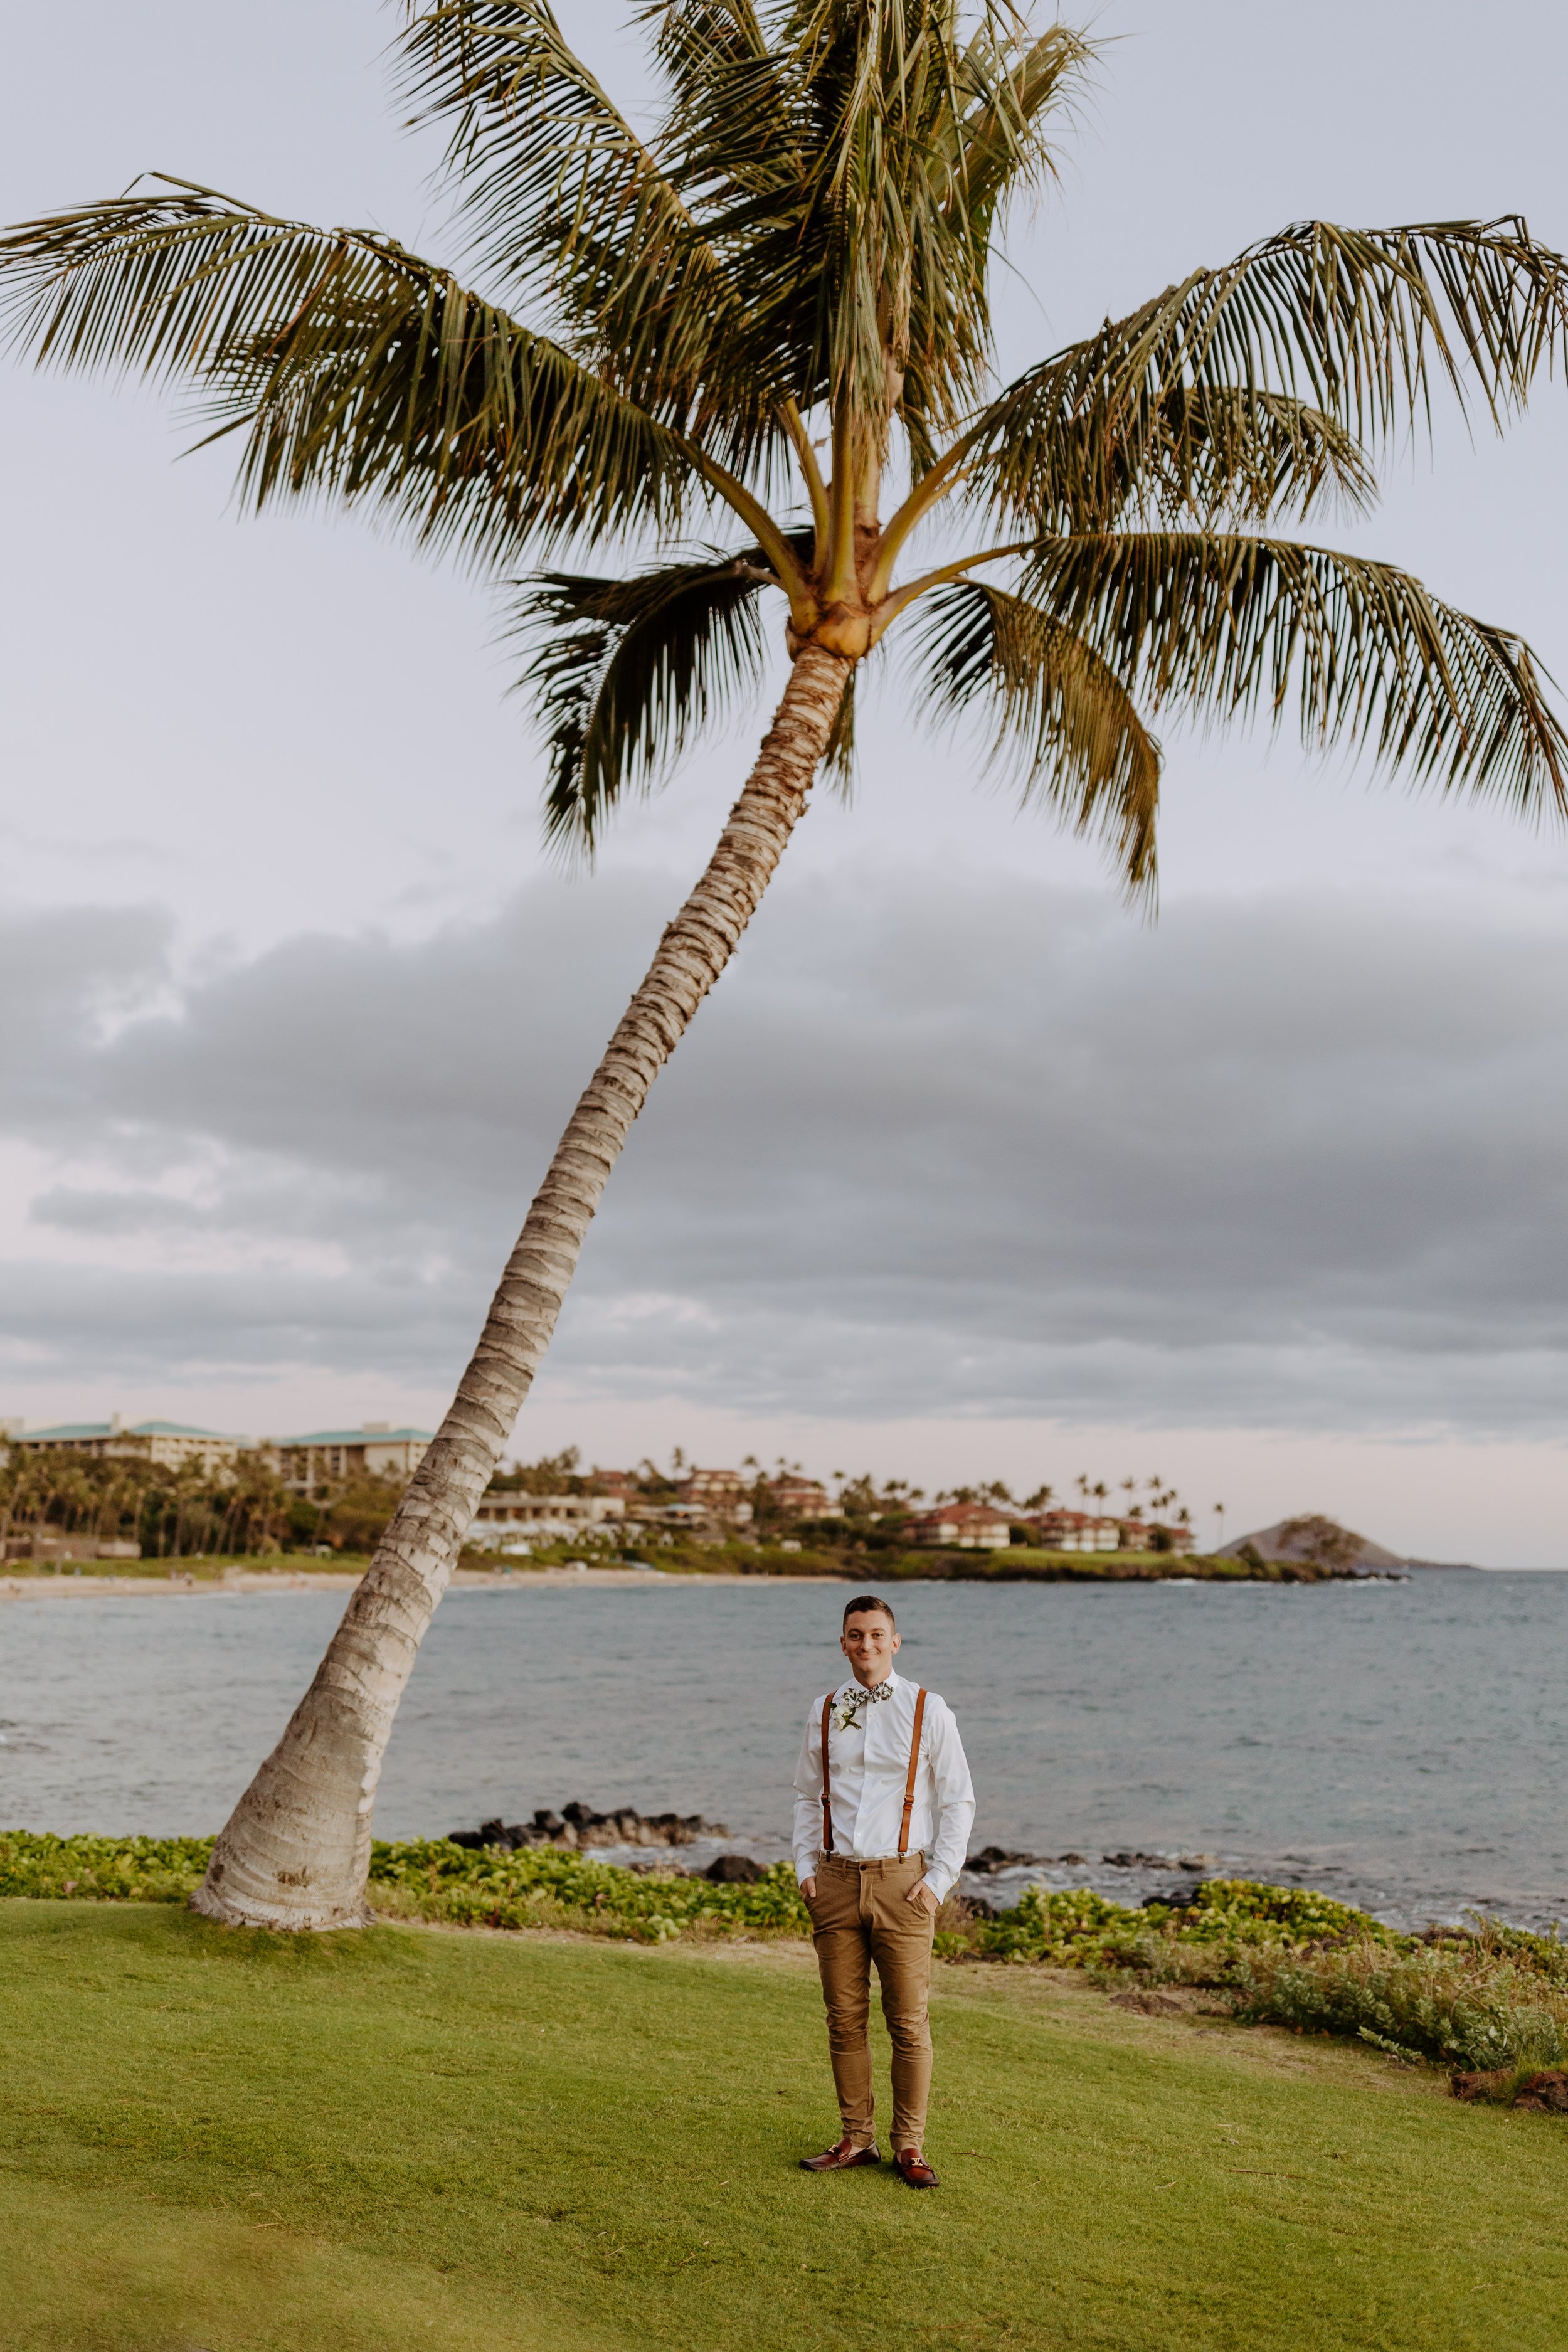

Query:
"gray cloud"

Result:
[[3, 867, 1567, 1434]]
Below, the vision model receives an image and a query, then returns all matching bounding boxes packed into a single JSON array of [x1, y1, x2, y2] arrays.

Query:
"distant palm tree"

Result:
[[4, 2, 1566, 1926]]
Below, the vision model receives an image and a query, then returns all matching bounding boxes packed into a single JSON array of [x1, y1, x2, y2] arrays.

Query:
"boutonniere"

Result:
[[834, 1698, 864, 1732]]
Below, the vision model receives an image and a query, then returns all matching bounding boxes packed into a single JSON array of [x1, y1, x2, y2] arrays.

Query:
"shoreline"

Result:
[[0, 1564, 723, 1600], [0, 1565, 1392, 1600], [0, 1541, 1439, 1599], [3, 1561, 1551, 1600]]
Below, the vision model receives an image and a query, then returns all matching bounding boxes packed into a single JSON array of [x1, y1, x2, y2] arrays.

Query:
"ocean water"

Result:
[[1, 1572, 1564, 1931]]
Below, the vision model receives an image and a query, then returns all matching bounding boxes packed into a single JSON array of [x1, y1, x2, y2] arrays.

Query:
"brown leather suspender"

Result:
[[820, 1685, 928, 1861], [898, 1688, 928, 1859]]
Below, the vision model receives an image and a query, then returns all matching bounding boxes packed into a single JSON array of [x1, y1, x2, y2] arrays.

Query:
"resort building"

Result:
[[674, 1468, 755, 1525], [468, 1491, 627, 1550], [1021, 1508, 1123, 1552], [769, 1474, 843, 1518], [1018, 1510, 1194, 1554], [1127, 1519, 1196, 1554], [590, 1469, 644, 1502], [908, 1502, 1012, 1550], [268, 1424, 433, 1493], [628, 1500, 716, 1534], [9, 1417, 240, 1477]]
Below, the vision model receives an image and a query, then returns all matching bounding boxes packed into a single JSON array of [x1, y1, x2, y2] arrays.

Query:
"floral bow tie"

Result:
[[835, 1680, 893, 1730]]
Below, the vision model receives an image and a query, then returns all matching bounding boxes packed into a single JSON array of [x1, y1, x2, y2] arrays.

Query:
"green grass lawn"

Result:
[[1, 1902, 1562, 2352]]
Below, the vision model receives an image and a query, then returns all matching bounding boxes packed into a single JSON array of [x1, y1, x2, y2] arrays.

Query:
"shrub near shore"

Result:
[[0, 1538, 1370, 1583], [4, 1831, 1563, 2088], [575, 1534, 1374, 1582], [448, 1537, 1364, 1583]]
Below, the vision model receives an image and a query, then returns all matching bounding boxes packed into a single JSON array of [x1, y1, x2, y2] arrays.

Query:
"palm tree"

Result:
[[4, 1, 1566, 1927]]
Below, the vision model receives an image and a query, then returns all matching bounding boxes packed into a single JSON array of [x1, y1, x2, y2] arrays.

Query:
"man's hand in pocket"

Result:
[[906, 1880, 940, 1917]]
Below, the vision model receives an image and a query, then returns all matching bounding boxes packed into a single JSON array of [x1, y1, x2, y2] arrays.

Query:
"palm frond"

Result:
[[912, 578, 1161, 892], [652, 1, 798, 196], [405, 3, 1088, 470], [516, 544, 792, 848], [970, 219, 1568, 533], [403, 2, 671, 298], [1020, 531, 1568, 812], [822, 660, 856, 793], [670, 3, 1088, 447], [0, 184, 694, 564], [802, 1, 1070, 427], [900, 19, 1091, 452], [945, 23, 1088, 226], [1115, 386, 1377, 526], [403, 2, 776, 465]]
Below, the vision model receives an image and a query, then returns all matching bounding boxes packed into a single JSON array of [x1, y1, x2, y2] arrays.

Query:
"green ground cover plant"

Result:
[[0, 1833, 810, 1936], [936, 1878, 1400, 1968], [2, 1899, 1565, 2352], [0, 1833, 216, 1905], [5, 1834, 1564, 2085]]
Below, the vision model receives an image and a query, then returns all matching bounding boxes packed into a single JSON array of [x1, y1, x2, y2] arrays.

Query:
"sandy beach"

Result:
[[0, 1563, 767, 1600]]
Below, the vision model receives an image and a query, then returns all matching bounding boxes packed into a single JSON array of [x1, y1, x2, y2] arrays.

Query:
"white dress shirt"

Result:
[[792, 1670, 975, 1904]]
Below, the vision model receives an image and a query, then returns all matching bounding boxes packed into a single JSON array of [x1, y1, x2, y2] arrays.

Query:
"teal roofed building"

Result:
[[11, 1417, 240, 1475], [269, 1424, 433, 1493]]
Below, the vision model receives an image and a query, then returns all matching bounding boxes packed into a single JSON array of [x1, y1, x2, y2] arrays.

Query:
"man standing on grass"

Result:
[[793, 1594, 975, 2188]]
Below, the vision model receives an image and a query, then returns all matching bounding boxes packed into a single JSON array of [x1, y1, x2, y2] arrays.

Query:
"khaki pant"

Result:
[[806, 1851, 935, 2152]]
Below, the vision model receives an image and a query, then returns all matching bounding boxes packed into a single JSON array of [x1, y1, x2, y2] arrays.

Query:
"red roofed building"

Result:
[[590, 1470, 643, 1501], [1020, 1508, 1121, 1553], [1128, 1519, 1195, 1555], [908, 1502, 1012, 1550], [674, 1468, 754, 1526], [769, 1475, 843, 1520]]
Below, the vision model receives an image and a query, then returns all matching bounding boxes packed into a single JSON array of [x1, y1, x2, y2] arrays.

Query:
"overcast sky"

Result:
[[4, 3, 1568, 1561]]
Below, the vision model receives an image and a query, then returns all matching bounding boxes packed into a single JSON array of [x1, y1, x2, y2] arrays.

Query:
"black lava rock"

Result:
[[704, 1853, 765, 1883], [447, 1802, 732, 1853], [965, 1844, 1043, 1874]]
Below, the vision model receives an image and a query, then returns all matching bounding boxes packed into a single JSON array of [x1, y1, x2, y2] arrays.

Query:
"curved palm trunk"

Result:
[[193, 643, 851, 1929]]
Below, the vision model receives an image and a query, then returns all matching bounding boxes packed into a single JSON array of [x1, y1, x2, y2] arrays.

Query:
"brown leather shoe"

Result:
[[893, 2146, 940, 2188], [800, 2137, 880, 2171]]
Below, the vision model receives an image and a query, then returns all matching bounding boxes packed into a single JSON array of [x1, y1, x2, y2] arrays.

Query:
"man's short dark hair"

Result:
[[843, 1593, 896, 1629]]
